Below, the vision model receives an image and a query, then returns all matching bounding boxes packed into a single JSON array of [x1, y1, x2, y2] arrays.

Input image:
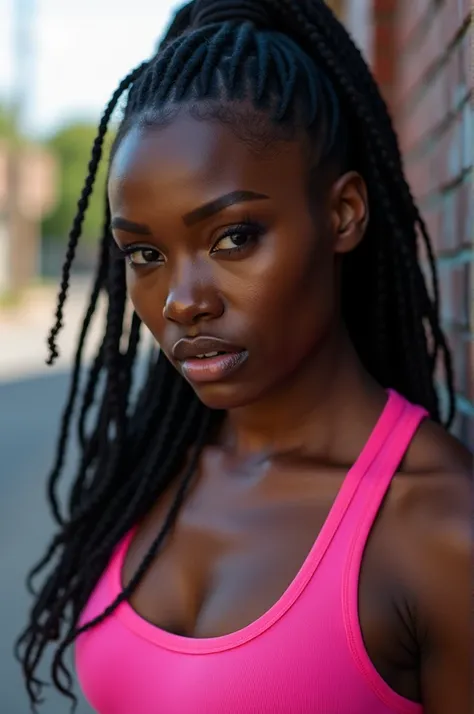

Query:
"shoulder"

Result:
[[386, 419, 472, 668], [403, 416, 472, 475], [389, 417, 472, 566], [382, 419, 473, 710], [391, 416, 471, 516]]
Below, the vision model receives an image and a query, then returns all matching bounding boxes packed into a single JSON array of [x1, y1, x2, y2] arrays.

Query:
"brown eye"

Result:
[[214, 233, 250, 250], [126, 247, 164, 266], [211, 223, 265, 254]]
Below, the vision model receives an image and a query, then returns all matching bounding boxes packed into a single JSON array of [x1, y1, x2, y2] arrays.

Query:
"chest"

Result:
[[120, 461, 419, 701], [123, 463, 339, 636]]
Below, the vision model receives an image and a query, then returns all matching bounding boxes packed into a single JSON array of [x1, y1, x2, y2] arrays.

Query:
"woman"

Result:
[[17, 1, 472, 712]]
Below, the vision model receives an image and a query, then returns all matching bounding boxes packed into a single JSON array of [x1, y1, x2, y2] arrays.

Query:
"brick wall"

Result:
[[372, 0, 473, 444]]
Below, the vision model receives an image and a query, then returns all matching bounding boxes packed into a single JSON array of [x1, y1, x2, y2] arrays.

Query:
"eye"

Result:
[[211, 222, 265, 255], [125, 246, 164, 267]]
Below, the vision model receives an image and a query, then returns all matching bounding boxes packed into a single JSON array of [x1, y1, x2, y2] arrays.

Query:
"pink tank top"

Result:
[[76, 390, 427, 714]]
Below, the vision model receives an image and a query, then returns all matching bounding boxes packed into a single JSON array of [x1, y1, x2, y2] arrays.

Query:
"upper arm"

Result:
[[408, 472, 473, 713]]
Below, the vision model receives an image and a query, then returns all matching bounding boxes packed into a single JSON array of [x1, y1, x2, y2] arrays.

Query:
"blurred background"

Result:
[[0, 0, 472, 711]]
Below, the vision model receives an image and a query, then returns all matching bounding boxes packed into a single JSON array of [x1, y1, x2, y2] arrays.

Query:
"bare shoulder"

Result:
[[386, 419, 473, 712], [388, 417, 472, 551], [404, 416, 473, 473]]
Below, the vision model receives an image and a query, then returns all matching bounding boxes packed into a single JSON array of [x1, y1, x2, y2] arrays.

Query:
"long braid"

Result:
[[311, 0, 442, 314], [65, 261, 128, 526], [18, 2, 456, 709], [51, 400, 207, 709], [77, 341, 105, 449], [266, 0, 450, 419], [46, 210, 111, 524], [46, 63, 149, 365]]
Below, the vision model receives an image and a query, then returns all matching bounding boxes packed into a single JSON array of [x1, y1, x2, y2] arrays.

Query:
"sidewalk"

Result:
[[0, 278, 106, 382]]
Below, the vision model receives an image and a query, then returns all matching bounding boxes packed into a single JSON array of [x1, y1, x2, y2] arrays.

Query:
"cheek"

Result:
[[252, 228, 336, 351], [126, 270, 167, 338]]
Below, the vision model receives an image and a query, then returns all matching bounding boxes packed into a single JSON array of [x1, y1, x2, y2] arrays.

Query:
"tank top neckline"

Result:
[[108, 389, 405, 654]]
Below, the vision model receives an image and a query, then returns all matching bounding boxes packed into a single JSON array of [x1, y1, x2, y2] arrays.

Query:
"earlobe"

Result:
[[331, 171, 369, 255]]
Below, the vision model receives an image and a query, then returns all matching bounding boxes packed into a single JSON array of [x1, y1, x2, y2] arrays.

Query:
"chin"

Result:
[[190, 381, 259, 411]]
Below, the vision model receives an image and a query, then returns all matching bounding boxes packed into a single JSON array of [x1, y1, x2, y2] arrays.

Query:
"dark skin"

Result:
[[108, 109, 473, 713]]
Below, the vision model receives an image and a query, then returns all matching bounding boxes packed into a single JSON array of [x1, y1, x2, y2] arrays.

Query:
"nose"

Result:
[[163, 258, 224, 326]]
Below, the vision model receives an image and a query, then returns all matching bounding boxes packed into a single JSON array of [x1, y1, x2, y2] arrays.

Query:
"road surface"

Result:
[[0, 277, 154, 712], [0, 370, 94, 713], [0, 279, 100, 712]]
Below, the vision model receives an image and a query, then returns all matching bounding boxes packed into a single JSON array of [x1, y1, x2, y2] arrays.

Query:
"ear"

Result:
[[329, 171, 369, 254]]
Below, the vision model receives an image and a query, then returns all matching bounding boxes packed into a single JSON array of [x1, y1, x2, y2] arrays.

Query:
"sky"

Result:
[[0, 0, 183, 137]]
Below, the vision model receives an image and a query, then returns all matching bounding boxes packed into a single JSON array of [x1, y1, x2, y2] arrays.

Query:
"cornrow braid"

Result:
[[17, 1, 456, 710], [271, 0, 453, 417]]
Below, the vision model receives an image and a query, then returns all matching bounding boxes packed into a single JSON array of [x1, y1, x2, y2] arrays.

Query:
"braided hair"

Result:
[[16, 1, 455, 710]]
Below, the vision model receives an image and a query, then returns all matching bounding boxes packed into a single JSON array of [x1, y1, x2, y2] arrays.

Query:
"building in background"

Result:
[[0, 142, 56, 293], [339, 0, 473, 445]]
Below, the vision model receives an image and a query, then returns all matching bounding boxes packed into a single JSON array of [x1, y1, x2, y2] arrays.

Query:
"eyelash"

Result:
[[109, 240, 163, 268], [211, 217, 266, 256], [109, 217, 266, 267]]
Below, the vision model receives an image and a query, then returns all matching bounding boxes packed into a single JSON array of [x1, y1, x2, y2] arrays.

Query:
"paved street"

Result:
[[0, 278, 105, 383], [0, 371, 94, 713], [0, 279, 100, 713]]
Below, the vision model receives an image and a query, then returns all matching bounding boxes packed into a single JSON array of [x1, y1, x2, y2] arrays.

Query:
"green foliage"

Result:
[[0, 104, 21, 143], [42, 122, 115, 243]]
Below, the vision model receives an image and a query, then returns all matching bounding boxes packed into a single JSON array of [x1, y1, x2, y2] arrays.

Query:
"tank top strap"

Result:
[[362, 389, 428, 501], [342, 389, 428, 537], [339, 391, 428, 704]]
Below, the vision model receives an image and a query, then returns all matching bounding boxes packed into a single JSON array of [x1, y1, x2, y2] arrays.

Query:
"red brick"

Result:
[[422, 206, 443, 251], [439, 192, 458, 252], [437, 116, 465, 187], [402, 75, 447, 154], [454, 264, 470, 326], [405, 156, 432, 201], [459, 0, 473, 24], [457, 30, 473, 89], [408, 48, 470, 150], [445, 46, 468, 112], [398, 0, 434, 46], [373, 21, 397, 86], [373, 0, 397, 15], [417, 78, 446, 135], [399, 12, 445, 98], [398, 113, 418, 153], [389, 0, 473, 408], [437, 0, 466, 48], [398, 0, 469, 95], [455, 180, 472, 246], [405, 149, 449, 202], [405, 112, 468, 195], [443, 325, 472, 400]]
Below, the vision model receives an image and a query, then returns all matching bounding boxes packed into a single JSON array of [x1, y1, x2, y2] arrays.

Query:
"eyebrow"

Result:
[[110, 190, 270, 235], [110, 217, 152, 235], [182, 190, 270, 227]]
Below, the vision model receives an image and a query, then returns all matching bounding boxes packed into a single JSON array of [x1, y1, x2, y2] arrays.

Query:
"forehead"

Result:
[[108, 110, 308, 210]]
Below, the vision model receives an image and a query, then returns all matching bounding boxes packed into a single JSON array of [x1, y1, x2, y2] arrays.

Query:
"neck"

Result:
[[221, 325, 385, 460]]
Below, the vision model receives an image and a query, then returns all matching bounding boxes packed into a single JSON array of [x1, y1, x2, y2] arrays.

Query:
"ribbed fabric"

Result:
[[76, 390, 426, 713]]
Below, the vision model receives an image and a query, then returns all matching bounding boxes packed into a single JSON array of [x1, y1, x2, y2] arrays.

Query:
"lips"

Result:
[[172, 336, 244, 361], [172, 336, 249, 384]]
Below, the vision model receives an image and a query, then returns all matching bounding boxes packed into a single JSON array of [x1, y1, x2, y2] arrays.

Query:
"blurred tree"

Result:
[[42, 122, 115, 243], [0, 104, 22, 142]]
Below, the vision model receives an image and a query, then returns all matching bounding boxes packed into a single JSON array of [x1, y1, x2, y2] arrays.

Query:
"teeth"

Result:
[[196, 352, 219, 359]]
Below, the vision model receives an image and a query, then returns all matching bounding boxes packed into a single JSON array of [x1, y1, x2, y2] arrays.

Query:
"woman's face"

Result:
[[108, 109, 366, 410]]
